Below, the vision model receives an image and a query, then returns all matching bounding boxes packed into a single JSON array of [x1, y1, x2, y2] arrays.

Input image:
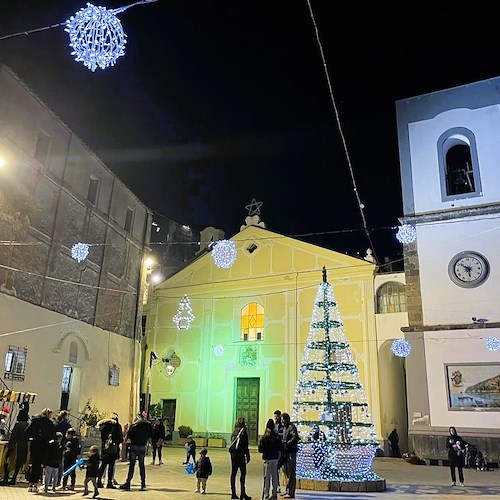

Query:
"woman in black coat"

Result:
[[446, 426, 467, 486], [229, 417, 251, 500], [151, 418, 166, 465], [96, 413, 123, 488], [25, 407, 56, 493]]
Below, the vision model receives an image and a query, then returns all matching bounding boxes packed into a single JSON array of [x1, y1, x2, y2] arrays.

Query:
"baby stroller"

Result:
[[464, 444, 477, 469], [476, 450, 486, 471]]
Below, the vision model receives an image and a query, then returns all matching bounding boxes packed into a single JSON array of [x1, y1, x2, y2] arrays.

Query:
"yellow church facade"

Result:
[[144, 225, 385, 444]]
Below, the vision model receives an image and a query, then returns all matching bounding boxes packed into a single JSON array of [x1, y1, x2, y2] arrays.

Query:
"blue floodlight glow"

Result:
[[66, 3, 127, 72], [71, 242, 90, 263], [391, 339, 412, 358], [396, 224, 417, 244]]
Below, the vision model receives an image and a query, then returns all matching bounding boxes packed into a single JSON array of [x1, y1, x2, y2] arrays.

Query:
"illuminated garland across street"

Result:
[[292, 267, 380, 482]]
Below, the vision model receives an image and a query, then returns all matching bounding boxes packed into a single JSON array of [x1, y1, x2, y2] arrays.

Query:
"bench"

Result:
[[424, 456, 449, 467]]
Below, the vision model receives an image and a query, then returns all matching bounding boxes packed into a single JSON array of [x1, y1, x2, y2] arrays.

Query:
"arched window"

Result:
[[438, 128, 482, 201], [241, 302, 264, 341], [376, 282, 407, 314], [69, 341, 78, 364]]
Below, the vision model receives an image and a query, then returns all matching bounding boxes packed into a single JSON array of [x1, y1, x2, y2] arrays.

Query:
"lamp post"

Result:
[[144, 350, 158, 416]]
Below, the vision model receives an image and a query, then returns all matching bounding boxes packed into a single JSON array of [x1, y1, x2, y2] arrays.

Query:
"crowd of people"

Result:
[[0, 403, 301, 498]]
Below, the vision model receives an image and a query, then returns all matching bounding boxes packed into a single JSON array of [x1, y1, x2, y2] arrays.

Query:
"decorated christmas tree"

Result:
[[292, 267, 380, 482]]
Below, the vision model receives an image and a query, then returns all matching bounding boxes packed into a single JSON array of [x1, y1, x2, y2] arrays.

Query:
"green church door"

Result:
[[235, 378, 260, 444]]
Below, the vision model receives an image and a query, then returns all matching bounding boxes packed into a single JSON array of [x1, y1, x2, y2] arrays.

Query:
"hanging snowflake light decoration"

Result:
[[211, 240, 237, 269], [71, 242, 90, 263], [213, 344, 224, 357], [391, 339, 412, 358], [66, 3, 127, 72], [172, 295, 195, 330], [396, 224, 417, 244], [485, 336, 500, 352]]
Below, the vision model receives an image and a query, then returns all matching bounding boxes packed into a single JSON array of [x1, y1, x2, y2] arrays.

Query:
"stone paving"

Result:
[[0, 446, 499, 499]]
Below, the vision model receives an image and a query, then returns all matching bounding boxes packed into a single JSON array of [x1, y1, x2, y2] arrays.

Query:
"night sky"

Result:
[[2, 2, 500, 265]]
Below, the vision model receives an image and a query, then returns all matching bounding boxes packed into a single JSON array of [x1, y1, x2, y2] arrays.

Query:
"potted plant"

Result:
[[194, 433, 208, 447], [208, 433, 226, 448], [177, 425, 193, 446], [79, 399, 102, 438], [148, 402, 163, 421]]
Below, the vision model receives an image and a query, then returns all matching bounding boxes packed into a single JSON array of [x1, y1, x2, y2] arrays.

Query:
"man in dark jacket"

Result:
[[281, 412, 299, 499], [119, 412, 152, 491]]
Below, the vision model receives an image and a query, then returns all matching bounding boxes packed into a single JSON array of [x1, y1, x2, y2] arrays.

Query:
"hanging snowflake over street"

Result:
[[395, 224, 417, 244], [211, 240, 237, 269], [485, 336, 500, 352], [66, 3, 127, 72], [71, 242, 90, 263], [391, 339, 412, 357]]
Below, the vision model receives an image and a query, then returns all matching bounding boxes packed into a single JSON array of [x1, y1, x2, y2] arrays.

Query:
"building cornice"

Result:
[[402, 322, 500, 333]]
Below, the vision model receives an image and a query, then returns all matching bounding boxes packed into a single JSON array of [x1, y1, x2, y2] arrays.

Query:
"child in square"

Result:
[[44, 432, 63, 492], [194, 448, 212, 494], [83, 445, 100, 498], [62, 428, 81, 490]]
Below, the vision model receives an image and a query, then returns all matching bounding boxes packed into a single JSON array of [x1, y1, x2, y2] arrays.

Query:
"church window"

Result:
[[438, 128, 482, 201], [241, 302, 264, 341], [376, 282, 406, 314]]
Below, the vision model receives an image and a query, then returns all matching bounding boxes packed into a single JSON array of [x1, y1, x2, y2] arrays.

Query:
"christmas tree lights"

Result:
[[292, 267, 380, 482]]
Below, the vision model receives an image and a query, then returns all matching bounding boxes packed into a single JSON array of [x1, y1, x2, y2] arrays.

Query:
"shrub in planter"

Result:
[[178, 425, 193, 438]]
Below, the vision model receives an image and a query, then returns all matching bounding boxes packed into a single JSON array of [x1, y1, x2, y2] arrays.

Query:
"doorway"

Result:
[[161, 399, 176, 442], [235, 378, 260, 443], [60, 365, 73, 411]]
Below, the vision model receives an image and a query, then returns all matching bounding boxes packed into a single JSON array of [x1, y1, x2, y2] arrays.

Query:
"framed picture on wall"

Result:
[[446, 363, 500, 411]]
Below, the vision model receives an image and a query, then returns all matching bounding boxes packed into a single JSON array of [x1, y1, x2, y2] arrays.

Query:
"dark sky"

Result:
[[2, 2, 500, 265]]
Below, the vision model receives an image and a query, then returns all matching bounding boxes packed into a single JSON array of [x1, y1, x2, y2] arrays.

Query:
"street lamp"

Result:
[[144, 350, 158, 415]]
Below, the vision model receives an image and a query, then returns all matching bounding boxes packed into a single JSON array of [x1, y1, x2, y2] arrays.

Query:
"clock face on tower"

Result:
[[448, 251, 490, 288]]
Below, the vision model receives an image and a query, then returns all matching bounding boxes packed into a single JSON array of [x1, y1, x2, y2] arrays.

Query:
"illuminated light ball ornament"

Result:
[[172, 294, 195, 330], [485, 336, 500, 352], [391, 338, 412, 358], [211, 240, 237, 269], [71, 242, 90, 263], [396, 224, 417, 244], [66, 3, 127, 72], [213, 344, 224, 357]]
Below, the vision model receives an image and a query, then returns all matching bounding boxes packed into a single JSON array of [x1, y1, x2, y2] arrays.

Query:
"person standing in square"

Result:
[[194, 448, 212, 494], [83, 445, 100, 498]]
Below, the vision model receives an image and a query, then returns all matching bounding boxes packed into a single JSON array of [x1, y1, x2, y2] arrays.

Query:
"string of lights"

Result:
[[305, 0, 378, 265]]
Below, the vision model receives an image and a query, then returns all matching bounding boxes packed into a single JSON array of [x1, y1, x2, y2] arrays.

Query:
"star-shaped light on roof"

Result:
[[245, 198, 263, 216]]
